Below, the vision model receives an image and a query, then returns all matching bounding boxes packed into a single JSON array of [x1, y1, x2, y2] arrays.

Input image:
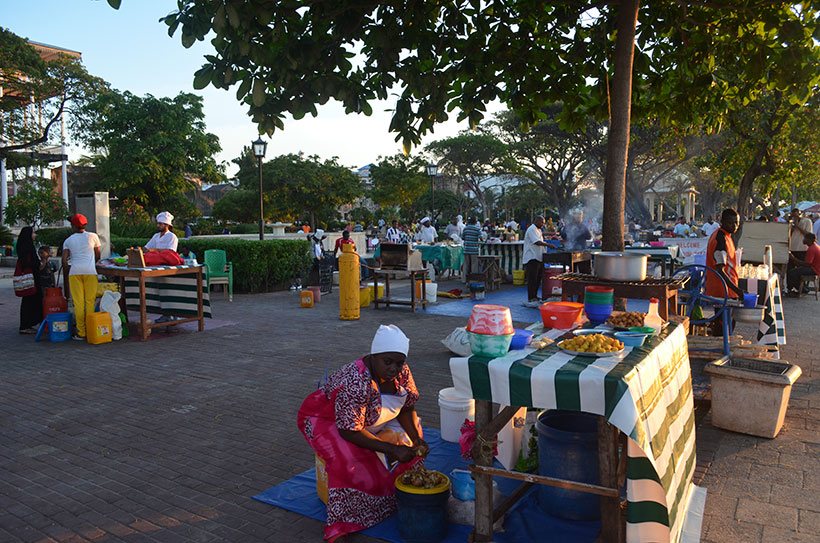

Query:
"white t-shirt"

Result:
[[701, 222, 720, 237], [145, 231, 179, 252], [789, 217, 813, 251], [62, 231, 101, 276], [523, 224, 545, 263], [673, 223, 690, 237], [417, 225, 437, 244]]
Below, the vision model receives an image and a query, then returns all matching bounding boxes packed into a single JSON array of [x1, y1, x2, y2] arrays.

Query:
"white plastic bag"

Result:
[[442, 327, 472, 356], [99, 290, 123, 340]]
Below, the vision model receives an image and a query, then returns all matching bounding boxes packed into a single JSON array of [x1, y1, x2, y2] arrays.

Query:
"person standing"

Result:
[[787, 233, 820, 296], [37, 247, 57, 288], [415, 218, 437, 244], [386, 220, 402, 243], [62, 214, 101, 341], [560, 211, 592, 251], [334, 229, 356, 256], [145, 212, 179, 252], [673, 217, 691, 237], [523, 216, 550, 307], [16, 227, 43, 334], [705, 209, 745, 301], [461, 217, 484, 283], [700, 216, 720, 237], [444, 217, 460, 240], [184, 223, 193, 239]]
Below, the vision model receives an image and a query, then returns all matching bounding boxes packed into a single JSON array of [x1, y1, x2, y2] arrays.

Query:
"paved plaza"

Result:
[[0, 277, 817, 543]]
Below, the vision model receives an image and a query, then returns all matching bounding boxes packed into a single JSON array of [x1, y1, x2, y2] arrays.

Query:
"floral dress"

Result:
[[297, 359, 422, 542]]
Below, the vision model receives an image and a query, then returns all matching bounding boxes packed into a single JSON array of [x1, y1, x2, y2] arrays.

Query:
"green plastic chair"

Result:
[[203, 249, 233, 301]]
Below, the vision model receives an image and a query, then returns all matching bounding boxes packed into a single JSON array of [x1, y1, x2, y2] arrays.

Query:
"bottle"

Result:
[[644, 297, 664, 335]]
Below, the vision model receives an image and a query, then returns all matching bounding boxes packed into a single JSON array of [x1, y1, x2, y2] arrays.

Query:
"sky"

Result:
[[2, 0, 494, 176]]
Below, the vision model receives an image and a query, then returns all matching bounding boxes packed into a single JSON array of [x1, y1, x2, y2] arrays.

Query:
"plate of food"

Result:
[[558, 333, 625, 357], [606, 311, 647, 330]]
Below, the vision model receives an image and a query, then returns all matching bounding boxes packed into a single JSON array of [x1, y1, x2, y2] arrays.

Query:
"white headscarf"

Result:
[[370, 324, 410, 356], [156, 211, 174, 225]]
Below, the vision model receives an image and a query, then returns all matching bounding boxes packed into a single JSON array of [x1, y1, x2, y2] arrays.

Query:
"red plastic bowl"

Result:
[[585, 286, 614, 294], [540, 302, 584, 329]]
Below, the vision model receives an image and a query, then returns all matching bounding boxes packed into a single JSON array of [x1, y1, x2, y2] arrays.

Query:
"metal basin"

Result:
[[594, 252, 648, 282]]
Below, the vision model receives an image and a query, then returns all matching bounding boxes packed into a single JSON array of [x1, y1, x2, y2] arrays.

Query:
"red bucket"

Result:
[[540, 302, 583, 329]]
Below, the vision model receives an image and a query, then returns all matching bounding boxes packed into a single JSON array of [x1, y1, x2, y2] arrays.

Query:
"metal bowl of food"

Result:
[[733, 305, 764, 323], [594, 252, 648, 282]]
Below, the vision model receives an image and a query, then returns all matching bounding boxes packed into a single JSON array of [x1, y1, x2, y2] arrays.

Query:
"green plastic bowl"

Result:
[[628, 326, 656, 335], [468, 331, 514, 358]]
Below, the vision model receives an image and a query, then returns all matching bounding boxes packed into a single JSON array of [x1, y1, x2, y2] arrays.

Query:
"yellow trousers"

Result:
[[69, 274, 98, 337]]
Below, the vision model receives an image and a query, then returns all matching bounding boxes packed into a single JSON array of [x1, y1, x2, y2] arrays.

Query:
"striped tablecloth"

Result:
[[738, 274, 785, 346], [482, 242, 524, 276], [450, 323, 698, 543], [122, 266, 212, 318]]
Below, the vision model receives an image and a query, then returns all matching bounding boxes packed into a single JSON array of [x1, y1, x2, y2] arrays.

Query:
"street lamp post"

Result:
[[252, 137, 268, 241], [426, 163, 438, 221]]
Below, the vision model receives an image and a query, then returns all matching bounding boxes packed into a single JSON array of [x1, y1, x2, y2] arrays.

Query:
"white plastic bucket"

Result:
[[439, 387, 475, 443], [426, 283, 438, 303]]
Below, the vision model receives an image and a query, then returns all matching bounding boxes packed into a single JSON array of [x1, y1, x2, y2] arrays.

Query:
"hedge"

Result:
[[35, 227, 73, 252], [110, 236, 313, 293]]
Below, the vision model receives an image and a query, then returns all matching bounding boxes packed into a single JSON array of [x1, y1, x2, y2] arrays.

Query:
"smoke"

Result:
[[560, 192, 603, 250]]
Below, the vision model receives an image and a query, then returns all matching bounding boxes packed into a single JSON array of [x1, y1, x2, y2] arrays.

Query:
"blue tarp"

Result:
[[253, 428, 600, 543]]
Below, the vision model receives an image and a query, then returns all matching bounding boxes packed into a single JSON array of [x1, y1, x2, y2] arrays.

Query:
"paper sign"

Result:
[[659, 237, 709, 258]]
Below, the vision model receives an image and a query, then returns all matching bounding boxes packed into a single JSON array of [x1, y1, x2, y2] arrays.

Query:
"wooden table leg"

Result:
[[421, 272, 427, 310], [410, 272, 416, 312], [197, 268, 204, 332], [472, 400, 494, 542], [373, 274, 379, 310], [598, 419, 624, 543], [139, 275, 148, 341]]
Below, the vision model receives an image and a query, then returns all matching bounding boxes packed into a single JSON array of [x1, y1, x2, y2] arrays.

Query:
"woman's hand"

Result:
[[390, 444, 417, 463], [412, 439, 430, 458]]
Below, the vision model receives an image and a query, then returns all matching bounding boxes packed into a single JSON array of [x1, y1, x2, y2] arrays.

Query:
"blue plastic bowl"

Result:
[[584, 304, 613, 324], [614, 331, 648, 347], [509, 329, 535, 350], [450, 469, 475, 501]]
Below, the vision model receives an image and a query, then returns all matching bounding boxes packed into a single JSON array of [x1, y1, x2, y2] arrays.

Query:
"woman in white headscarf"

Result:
[[145, 211, 179, 252], [297, 325, 428, 542]]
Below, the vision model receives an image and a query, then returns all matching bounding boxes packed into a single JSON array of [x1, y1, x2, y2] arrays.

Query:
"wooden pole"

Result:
[[472, 400, 494, 542]]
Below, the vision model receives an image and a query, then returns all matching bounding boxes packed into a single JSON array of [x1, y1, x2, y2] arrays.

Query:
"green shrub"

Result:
[[36, 227, 73, 251], [110, 217, 156, 238], [0, 225, 13, 246], [109, 236, 312, 293]]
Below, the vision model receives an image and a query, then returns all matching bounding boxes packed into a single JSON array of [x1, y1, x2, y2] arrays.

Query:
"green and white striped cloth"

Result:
[[123, 266, 212, 318], [738, 274, 786, 348], [481, 242, 523, 276], [449, 323, 698, 543]]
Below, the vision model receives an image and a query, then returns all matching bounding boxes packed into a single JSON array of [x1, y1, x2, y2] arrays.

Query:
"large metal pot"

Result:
[[594, 252, 648, 281]]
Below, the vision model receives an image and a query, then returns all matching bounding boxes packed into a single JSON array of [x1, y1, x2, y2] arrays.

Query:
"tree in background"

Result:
[[76, 90, 224, 218], [498, 184, 555, 224], [234, 152, 362, 227], [405, 190, 463, 227], [369, 154, 429, 212], [139, 1, 819, 252], [488, 106, 604, 219], [212, 190, 266, 224], [0, 28, 106, 156], [3, 177, 69, 227], [426, 133, 509, 218]]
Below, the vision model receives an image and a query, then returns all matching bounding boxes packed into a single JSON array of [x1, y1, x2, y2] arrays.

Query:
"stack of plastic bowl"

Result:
[[584, 286, 614, 325], [466, 304, 514, 357]]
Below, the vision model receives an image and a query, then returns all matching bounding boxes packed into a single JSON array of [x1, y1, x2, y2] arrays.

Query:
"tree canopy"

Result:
[[234, 152, 363, 227], [76, 90, 224, 217], [368, 154, 429, 211], [0, 27, 106, 157], [3, 177, 69, 227], [426, 133, 510, 218]]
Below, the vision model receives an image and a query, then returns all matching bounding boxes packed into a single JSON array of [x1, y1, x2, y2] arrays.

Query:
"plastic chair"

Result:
[[203, 249, 233, 301]]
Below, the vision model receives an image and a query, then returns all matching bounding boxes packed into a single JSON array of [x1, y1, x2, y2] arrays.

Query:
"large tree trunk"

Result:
[[601, 0, 640, 251], [735, 145, 766, 239]]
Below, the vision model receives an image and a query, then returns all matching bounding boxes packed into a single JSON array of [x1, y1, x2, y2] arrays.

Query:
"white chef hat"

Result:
[[370, 324, 410, 356], [156, 211, 174, 225], [420, 217, 431, 224]]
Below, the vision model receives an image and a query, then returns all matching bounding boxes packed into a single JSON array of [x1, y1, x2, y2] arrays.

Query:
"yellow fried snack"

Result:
[[559, 333, 624, 354], [606, 311, 647, 328]]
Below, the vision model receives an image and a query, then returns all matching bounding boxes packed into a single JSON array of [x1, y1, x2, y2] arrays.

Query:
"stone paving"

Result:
[[0, 276, 817, 543]]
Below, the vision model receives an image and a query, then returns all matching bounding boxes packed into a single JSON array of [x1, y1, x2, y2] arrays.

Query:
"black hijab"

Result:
[[17, 226, 36, 264]]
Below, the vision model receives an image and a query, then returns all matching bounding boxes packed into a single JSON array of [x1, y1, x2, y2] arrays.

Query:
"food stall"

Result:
[[97, 262, 210, 340], [481, 241, 524, 277], [449, 313, 700, 542]]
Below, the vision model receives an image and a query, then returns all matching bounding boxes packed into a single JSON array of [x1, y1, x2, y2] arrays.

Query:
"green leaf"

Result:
[[106, 0, 121, 9], [181, 33, 196, 49], [193, 67, 212, 90], [252, 79, 266, 107]]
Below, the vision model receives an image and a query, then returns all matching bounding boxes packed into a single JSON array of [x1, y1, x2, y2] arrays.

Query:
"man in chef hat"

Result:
[[145, 211, 179, 252]]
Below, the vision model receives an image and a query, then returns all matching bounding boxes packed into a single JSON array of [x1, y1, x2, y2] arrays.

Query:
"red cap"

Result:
[[69, 213, 88, 228], [650, 297, 659, 303]]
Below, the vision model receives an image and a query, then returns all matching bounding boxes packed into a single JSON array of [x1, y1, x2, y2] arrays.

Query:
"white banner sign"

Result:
[[660, 237, 709, 258]]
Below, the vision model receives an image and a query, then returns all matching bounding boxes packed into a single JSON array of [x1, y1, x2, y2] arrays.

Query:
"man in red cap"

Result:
[[62, 214, 101, 340]]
